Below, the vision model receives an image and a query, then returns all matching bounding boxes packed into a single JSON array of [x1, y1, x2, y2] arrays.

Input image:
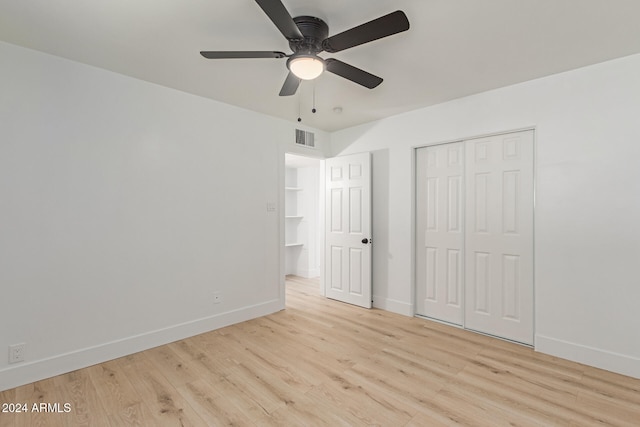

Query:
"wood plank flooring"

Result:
[[1, 276, 639, 426]]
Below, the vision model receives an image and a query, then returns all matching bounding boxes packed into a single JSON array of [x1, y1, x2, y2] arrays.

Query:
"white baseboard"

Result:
[[0, 299, 283, 392], [289, 268, 320, 279], [373, 296, 413, 316], [306, 268, 320, 278], [535, 334, 640, 379]]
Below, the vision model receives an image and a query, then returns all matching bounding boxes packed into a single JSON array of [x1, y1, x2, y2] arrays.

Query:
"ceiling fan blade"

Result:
[[200, 51, 287, 59], [322, 10, 409, 53], [325, 58, 383, 89], [279, 72, 300, 96], [255, 0, 303, 40]]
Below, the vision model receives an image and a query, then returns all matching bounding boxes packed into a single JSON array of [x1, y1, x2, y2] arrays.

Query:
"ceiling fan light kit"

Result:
[[200, 0, 409, 96], [288, 54, 325, 80]]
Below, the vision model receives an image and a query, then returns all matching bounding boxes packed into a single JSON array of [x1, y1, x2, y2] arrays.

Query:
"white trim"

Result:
[[412, 126, 538, 151], [536, 334, 640, 379], [306, 268, 321, 278], [409, 146, 417, 316], [0, 299, 283, 392], [373, 296, 413, 317], [531, 129, 538, 346]]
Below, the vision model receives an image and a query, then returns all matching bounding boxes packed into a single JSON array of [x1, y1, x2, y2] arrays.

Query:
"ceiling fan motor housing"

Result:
[[290, 16, 328, 54]]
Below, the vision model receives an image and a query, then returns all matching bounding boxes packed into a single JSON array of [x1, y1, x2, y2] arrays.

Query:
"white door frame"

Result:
[[412, 127, 537, 345], [279, 149, 326, 306]]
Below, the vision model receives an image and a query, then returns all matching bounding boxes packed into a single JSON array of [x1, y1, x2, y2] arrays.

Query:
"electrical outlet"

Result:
[[213, 292, 222, 304], [9, 343, 25, 364]]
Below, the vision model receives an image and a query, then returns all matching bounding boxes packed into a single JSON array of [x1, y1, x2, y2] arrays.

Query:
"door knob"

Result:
[[362, 238, 369, 244]]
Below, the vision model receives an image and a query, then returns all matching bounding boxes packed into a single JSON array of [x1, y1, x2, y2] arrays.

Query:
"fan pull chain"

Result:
[[297, 92, 302, 122], [312, 83, 317, 114]]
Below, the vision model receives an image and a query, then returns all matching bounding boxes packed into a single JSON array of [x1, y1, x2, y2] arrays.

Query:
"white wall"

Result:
[[331, 53, 640, 378], [0, 41, 328, 390]]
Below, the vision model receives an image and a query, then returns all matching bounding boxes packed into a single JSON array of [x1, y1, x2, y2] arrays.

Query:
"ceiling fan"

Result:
[[200, 0, 410, 96]]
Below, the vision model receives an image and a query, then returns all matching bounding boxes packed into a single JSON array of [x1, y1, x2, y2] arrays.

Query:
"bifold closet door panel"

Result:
[[464, 130, 534, 345], [416, 142, 464, 325]]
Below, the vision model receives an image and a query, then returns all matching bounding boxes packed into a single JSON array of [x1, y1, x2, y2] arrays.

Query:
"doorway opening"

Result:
[[284, 153, 323, 301]]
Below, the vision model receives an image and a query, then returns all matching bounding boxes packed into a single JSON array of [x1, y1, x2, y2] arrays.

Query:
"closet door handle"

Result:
[[362, 238, 370, 244]]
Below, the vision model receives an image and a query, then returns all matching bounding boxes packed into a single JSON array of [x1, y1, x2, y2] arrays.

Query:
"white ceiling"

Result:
[[2, 0, 640, 132]]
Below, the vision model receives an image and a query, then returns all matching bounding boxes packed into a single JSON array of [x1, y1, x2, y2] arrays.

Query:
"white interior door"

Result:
[[464, 130, 534, 344], [415, 143, 464, 325], [325, 152, 372, 308]]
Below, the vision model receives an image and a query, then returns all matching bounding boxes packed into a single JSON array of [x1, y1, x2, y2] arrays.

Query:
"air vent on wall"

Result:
[[295, 129, 315, 148]]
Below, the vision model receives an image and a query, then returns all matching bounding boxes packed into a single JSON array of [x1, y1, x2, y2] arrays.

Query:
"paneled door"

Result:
[[464, 130, 534, 345], [415, 142, 464, 325], [325, 152, 372, 308]]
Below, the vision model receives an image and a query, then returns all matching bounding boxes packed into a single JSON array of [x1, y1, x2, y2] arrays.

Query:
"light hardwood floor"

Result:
[[2, 276, 639, 426]]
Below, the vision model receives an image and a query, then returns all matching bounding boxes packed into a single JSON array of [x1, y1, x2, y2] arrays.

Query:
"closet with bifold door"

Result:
[[415, 130, 534, 345]]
